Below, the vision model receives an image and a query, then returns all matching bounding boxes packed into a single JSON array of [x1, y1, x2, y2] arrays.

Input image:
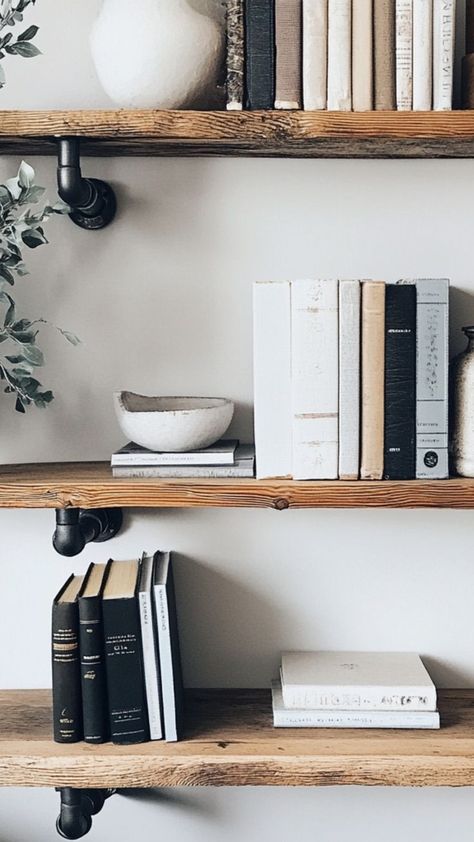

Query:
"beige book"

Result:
[[374, 0, 396, 109], [396, 0, 413, 110], [327, 0, 352, 110], [361, 281, 385, 481], [275, 0, 303, 109], [303, 0, 328, 109], [352, 0, 373, 111]]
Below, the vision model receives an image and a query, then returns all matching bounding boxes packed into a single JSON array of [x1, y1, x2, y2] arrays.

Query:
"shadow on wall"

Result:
[[450, 287, 474, 358], [422, 656, 468, 688], [119, 787, 222, 819]]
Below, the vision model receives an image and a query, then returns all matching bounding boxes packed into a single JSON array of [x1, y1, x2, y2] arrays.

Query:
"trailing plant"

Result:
[[0, 161, 78, 413], [0, 0, 41, 89]]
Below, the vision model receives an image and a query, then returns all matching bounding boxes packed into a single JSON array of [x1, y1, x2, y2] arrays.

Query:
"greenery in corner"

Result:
[[0, 161, 79, 413], [0, 0, 41, 89]]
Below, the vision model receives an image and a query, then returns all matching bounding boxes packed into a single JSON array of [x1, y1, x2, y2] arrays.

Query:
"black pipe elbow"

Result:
[[52, 508, 123, 557], [57, 137, 117, 230]]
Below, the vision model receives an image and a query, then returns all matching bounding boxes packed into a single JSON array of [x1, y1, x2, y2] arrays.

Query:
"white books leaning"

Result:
[[396, 0, 413, 110], [413, 0, 433, 110], [152, 551, 184, 742], [327, 0, 351, 110], [338, 281, 360, 480], [291, 280, 339, 480], [433, 0, 456, 110], [303, 0, 328, 110], [280, 651, 437, 711], [138, 554, 163, 741]]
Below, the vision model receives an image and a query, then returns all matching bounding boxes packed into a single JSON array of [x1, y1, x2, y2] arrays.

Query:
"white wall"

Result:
[[1, 1, 474, 840]]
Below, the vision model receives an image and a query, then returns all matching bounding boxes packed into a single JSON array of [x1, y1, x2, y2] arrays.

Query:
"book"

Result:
[[113, 445, 255, 479], [338, 280, 360, 480], [271, 680, 440, 728], [78, 562, 110, 744], [352, 0, 373, 111], [396, 0, 413, 110], [291, 280, 339, 480], [112, 439, 239, 467], [102, 559, 149, 745], [275, 0, 302, 109], [280, 651, 437, 711], [138, 554, 163, 741], [374, 0, 396, 110], [303, 0, 328, 110], [253, 281, 292, 479], [413, 0, 433, 110], [327, 0, 351, 110], [245, 0, 275, 109], [226, 0, 245, 111], [52, 574, 84, 743], [152, 551, 184, 742], [384, 284, 417, 480], [360, 281, 386, 480], [433, 0, 456, 110]]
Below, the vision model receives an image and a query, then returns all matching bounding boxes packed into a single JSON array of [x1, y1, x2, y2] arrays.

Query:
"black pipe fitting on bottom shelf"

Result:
[[56, 788, 115, 839], [53, 508, 123, 557], [57, 137, 117, 230]]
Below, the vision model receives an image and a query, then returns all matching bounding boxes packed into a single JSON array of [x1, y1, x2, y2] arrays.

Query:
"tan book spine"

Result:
[[375, 0, 396, 110], [352, 0, 373, 111], [361, 282, 386, 481], [275, 0, 303, 109]]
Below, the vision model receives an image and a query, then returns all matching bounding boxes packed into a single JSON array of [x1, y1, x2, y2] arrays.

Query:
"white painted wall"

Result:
[[1, 2, 474, 840]]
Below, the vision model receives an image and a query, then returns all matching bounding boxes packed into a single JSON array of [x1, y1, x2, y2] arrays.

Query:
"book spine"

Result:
[[291, 280, 339, 480], [52, 602, 83, 743], [139, 590, 163, 741], [361, 282, 386, 480], [79, 595, 109, 744], [327, 0, 352, 110], [374, 0, 396, 109], [226, 0, 245, 111], [274, 709, 440, 728], [303, 0, 328, 109], [245, 0, 275, 109], [384, 284, 417, 480], [433, 0, 455, 110], [352, 0, 373, 111], [112, 450, 235, 466], [282, 686, 437, 711], [275, 0, 302, 109], [413, 0, 433, 110], [113, 463, 255, 479], [338, 281, 360, 480], [253, 282, 292, 479], [154, 572, 183, 742], [396, 0, 413, 109]]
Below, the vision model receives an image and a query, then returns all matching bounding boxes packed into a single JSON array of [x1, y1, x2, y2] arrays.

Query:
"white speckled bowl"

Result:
[[113, 392, 234, 452]]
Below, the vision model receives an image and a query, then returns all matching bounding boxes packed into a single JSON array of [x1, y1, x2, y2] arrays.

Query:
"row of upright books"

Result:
[[253, 278, 449, 481], [226, 0, 456, 112]]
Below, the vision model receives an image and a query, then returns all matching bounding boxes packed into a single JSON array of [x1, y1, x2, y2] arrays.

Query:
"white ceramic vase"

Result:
[[90, 0, 225, 109]]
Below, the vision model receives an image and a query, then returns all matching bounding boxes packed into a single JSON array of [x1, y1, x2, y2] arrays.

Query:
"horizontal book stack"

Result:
[[273, 651, 440, 728], [52, 552, 184, 745], [111, 440, 255, 479], [253, 278, 449, 481], [226, 0, 457, 112]]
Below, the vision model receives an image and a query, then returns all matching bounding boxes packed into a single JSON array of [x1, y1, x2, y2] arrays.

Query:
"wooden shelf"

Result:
[[2, 110, 474, 158], [1, 689, 473, 788]]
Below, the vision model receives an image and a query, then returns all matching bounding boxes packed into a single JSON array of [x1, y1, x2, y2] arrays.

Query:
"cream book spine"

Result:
[[396, 0, 413, 109], [360, 281, 385, 481], [374, 0, 396, 109], [253, 282, 292, 479], [327, 0, 351, 110], [291, 279, 339, 480], [352, 0, 373, 111], [413, 0, 433, 110], [339, 281, 360, 480], [433, 0, 456, 110], [303, 0, 328, 109]]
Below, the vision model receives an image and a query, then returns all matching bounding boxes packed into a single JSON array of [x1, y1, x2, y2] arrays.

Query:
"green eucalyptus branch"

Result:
[[0, 0, 40, 89]]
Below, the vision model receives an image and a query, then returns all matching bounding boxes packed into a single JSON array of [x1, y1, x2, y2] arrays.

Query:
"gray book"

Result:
[[152, 552, 184, 742], [112, 439, 239, 467], [226, 0, 245, 110], [112, 446, 255, 479]]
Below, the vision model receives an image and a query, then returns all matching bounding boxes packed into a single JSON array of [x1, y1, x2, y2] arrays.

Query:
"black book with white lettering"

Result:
[[78, 562, 111, 744], [245, 0, 275, 108], [384, 284, 417, 479], [52, 574, 84, 743]]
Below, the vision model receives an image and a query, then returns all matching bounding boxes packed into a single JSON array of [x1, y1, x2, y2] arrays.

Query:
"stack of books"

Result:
[[52, 552, 184, 745], [254, 278, 449, 481], [273, 651, 440, 729], [226, 0, 456, 112], [111, 440, 256, 479]]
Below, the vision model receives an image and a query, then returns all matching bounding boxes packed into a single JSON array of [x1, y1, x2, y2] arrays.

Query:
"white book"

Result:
[[112, 445, 255, 478], [327, 0, 351, 110], [352, 0, 373, 111], [138, 554, 163, 741], [291, 280, 339, 480], [303, 0, 328, 110], [272, 681, 440, 728], [152, 552, 184, 742], [281, 651, 437, 711], [433, 0, 456, 110], [253, 281, 292, 479], [338, 281, 360, 480], [396, 0, 413, 109], [111, 439, 239, 467], [413, 0, 433, 110]]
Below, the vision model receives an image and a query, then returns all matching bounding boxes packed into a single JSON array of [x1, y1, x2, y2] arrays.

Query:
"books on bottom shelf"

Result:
[[111, 440, 256, 478]]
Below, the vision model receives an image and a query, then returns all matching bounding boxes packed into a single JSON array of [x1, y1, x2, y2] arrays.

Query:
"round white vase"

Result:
[[90, 0, 225, 109]]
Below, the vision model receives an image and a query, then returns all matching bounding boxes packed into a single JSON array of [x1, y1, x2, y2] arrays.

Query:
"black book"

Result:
[[384, 284, 417, 479], [102, 559, 149, 745], [78, 562, 111, 744], [52, 574, 84, 743], [245, 0, 275, 109]]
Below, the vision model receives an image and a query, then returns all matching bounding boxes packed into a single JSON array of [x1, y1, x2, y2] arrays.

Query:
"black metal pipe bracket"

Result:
[[53, 508, 123, 557], [56, 788, 115, 839], [57, 137, 117, 230]]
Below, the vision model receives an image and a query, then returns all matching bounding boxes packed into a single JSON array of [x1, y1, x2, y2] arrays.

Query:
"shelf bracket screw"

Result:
[[52, 507, 123, 557], [57, 137, 117, 230], [55, 788, 116, 839]]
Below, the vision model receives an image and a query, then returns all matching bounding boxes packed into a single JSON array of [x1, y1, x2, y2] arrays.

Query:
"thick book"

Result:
[[280, 651, 437, 711], [112, 439, 239, 467], [153, 551, 184, 742], [52, 574, 84, 743], [396, 0, 413, 110], [139, 554, 163, 741], [433, 0, 456, 110], [253, 282, 292, 479], [374, 0, 396, 110], [78, 562, 110, 744], [113, 446, 255, 479], [338, 281, 360, 480], [360, 281, 386, 480], [275, 0, 302, 109], [226, 0, 245, 111], [291, 280, 339, 480], [272, 680, 440, 728], [102, 559, 149, 745], [352, 0, 373, 111], [384, 284, 416, 480], [245, 0, 275, 109], [413, 0, 433, 110], [327, 0, 351, 110], [303, 0, 328, 110]]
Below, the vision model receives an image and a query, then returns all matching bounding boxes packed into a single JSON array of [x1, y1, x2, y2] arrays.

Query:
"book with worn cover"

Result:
[[139, 554, 163, 741], [112, 439, 239, 467], [78, 562, 111, 744], [275, 0, 302, 109], [361, 281, 386, 480], [153, 552, 184, 742], [352, 0, 373, 111], [396, 0, 413, 110], [52, 574, 84, 743], [113, 445, 255, 479], [327, 0, 351, 110], [433, 0, 456, 110], [303, 0, 327, 109], [338, 280, 360, 480], [226, 0, 245, 111], [374, 0, 396, 109], [384, 284, 416, 480], [413, 0, 433, 110], [245, 0, 275, 109]]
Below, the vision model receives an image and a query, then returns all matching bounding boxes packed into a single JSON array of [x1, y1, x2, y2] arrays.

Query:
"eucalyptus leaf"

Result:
[[7, 39, 40, 56], [17, 23, 37, 40]]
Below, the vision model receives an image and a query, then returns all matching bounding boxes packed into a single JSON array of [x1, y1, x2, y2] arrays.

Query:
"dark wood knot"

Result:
[[274, 498, 289, 510]]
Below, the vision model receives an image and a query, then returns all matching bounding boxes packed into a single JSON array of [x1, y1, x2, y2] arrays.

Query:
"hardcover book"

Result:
[[113, 445, 255, 479], [433, 0, 456, 110], [352, 0, 373, 111], [413, 0, 433, 110], [327, 0, 351, 110], [361, 281, 386, 480], [245, 0, 275, 109], [152, 551, 184, 742], [139, 554, 163, 741], [396, 0, 413, 110], [303, 0, 328, 110], [275, 0, 302, 109], [112, 439, 239, 467], [78, 562, 111, 744], [384, 284, 416, 480], [226, 0, 245, 111], [374, 0, 396, 109], [52, 574, 84, 743], [338, 280, 360, 480]]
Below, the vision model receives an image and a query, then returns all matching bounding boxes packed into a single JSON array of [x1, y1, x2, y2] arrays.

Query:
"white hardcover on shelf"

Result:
[[352, 0, 373, 111], [112, 445, 255, 479], [413, 0, 433, 110], [303, 0, 328, 109], [152, 552, 183, 742], [291, 280, 339, 479], [112, 439, 239, 467], [338, 281, 360, 480], [327, 0, 351, 110], [138, 555, 163, 741], [396, 0, 413, 109], [433, 0, 455, 110]]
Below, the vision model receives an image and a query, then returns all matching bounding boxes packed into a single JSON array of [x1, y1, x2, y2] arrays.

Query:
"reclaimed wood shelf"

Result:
[[2, 110, 474, 158], [0, 689, 473, 788]]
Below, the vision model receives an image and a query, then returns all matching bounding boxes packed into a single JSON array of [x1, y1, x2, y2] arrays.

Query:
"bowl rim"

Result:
[[114, 392, 234, 414]]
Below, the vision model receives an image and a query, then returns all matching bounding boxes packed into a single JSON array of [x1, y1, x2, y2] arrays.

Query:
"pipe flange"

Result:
[[68, 178, 117, 231]]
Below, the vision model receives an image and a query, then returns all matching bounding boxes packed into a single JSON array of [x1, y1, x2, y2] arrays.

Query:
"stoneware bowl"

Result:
[[113, 392, 234, 452]]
